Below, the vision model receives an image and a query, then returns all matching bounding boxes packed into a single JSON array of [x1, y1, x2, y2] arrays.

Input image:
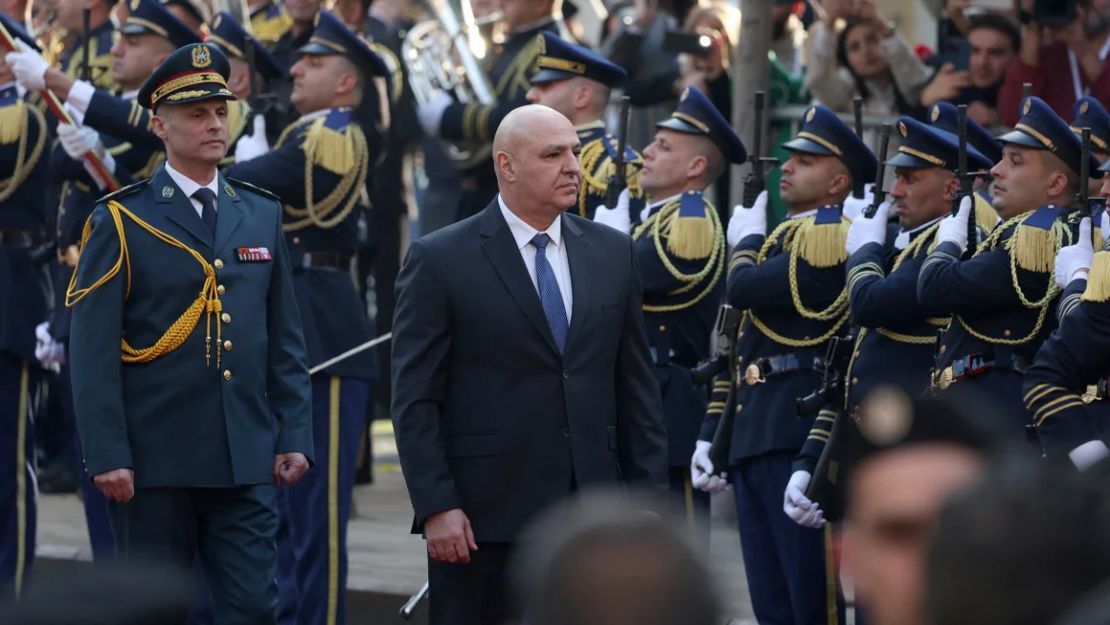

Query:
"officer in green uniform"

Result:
[[524, 32, 643, 221], [67, 43, 313, 623]]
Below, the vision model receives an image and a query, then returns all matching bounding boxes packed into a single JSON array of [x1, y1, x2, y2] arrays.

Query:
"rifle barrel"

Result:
[[862, 124, 891, 218]]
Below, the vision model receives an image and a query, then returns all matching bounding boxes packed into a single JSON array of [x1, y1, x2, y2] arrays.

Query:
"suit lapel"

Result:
[[478, 202, 561, 356], [214, 175, 244, 254], [155, 167, 213, 251], [562, 215, 593, 354]]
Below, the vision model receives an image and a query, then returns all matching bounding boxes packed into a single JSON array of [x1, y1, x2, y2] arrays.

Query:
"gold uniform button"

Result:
[[852, 377, 859, 385], [223, 340, 233, 351], [223, 370, 232, 381], [292, 236, 301, 245], [659, 325, 666, 332], [214, 259, 224, 269], [217, 284, 225, 295], [1003, 329, 1012, 337], [222, 313, 231, 323]]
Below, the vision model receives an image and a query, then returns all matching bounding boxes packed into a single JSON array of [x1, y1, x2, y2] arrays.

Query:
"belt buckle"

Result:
[[1083, 385, 1101, 404], [743, 363, 765, 387], [932, 366, 954, 391]]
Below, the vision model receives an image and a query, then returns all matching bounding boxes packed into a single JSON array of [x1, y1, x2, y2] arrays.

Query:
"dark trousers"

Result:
[[427, 543, 516, 625], [281, 375, 370, 625], [731, 453, 845, 625], [0, 351, 37, 600], [108, 484, 279, 625], [667, 467, 709, 549]]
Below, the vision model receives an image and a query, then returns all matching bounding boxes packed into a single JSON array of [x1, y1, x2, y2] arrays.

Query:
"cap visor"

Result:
[[656, 117, 704, 136], [782, 136, 835, 156], [996, 129, 1048, 150], [885, 152, 936, 169], [530, 69, 576, 85]]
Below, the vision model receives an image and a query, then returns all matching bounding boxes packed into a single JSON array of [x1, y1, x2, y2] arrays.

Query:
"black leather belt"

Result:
[[301, 252, 352, 271], [740, 354, 825, 387], [931, 353, 1030, 391], [0, 230, 39, 249]]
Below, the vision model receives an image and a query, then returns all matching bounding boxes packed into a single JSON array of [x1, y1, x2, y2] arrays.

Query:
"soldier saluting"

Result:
[[67, 43, 313, 621]]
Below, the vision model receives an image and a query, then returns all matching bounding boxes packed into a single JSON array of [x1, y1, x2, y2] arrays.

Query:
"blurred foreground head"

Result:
[[513, 489, 719, 625]]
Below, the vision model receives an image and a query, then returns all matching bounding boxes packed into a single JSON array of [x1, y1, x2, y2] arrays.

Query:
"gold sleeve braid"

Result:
[[745, 217, 851, 348], [871, 222, 947, 346], [0, 101, 47, 203], [577, 138, 642, 217], [953, 212, 1070, 346], [64, 200, 226, 368], [278, 116, 370, 232], [631, 196, 726, 313]]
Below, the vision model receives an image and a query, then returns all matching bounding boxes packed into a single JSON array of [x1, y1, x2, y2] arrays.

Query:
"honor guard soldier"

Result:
[[418, 0, 564, 221], [249, 0, 294, 46], [66, 42, 313, 622], [525, 32, 643, 221], [54, 0, 117, 89], [920, 97, 1098, 435], [206, 11, 285, 166], [791, 117, 994, 526], [224, 12, 386, 625], [929, 101, 1005, 231], [0, 15, 50, 599], [692, 105, 875, 625], [594, 86, 741, 536]]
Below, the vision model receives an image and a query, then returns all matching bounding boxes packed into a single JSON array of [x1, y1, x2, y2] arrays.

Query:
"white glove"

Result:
[[1101, 210, 1109, 245], [234, 115, 270, 163], [34, 322, 65, 368], [417, 90, 453, 137], [727, 190, 769, 247], [1069, 440, 1110, 471], [845, 198, 891, 255], [784, 470, 825, 528], [57, 123, 101, 160], [690, 440, 729, 494], [936, 195, 972, 253], [5, 48, 49, 93], [841, 183, 876, 223], [1054, 217, 1094, 289], [593, 188, 632, 235]]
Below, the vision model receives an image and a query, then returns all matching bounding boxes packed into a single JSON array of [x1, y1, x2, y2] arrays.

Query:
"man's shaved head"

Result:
[[494, 105, 582, 229]]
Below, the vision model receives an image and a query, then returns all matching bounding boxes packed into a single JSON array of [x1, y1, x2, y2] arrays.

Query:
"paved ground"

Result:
[[34, 421, 759, 623]]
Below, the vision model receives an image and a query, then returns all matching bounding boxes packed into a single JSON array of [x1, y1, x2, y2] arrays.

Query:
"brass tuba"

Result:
[[403, 0, 498, 168]]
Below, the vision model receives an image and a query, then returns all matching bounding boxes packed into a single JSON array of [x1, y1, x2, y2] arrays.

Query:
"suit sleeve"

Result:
[[391, 239, 461, 524], [917, 242, 1023, 314], [266, 203, 314, 461], [615, 238, 668, 487], [69, 205, 132, 476], [83, 90, 163, 150]]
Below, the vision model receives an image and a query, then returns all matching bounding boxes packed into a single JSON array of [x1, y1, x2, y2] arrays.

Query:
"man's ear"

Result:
[[151, 113, 168, 141], [685, 153, 708, 181], [336, 70, 357, 97], [1045, 170, 1071, 200], [827, 171, 852, 198], [573, 83, 592, 111], [496, 151, 515, 181]]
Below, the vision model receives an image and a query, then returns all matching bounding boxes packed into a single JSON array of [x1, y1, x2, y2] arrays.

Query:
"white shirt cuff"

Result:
[[65, 80, 95, 124], [1070, 440, 1110, 471]]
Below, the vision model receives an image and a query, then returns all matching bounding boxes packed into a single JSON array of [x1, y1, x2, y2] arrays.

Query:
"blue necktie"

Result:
[[193, 188, 218, 237], [531, 233, 568, 353]]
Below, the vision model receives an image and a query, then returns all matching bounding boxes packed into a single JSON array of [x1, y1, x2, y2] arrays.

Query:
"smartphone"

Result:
[[662, 30, 712, 58], [951, 40, 970, 72], [1034, 0, 1076, 27]]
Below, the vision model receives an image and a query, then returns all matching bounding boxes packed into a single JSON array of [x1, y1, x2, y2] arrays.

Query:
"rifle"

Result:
[[952, 104, 977, 255], [705, 305, 743, 473], [1079, 127, 1104, 247], [795, 333, 857, 419], [862, 123, 892, 219], [81, 1, 91, 81], [0, 20, 119, 191], [603, 95, 632, 211], [244, 37, 276, 116], [851, 96, 865, 199], [741, 91, 777, 209]]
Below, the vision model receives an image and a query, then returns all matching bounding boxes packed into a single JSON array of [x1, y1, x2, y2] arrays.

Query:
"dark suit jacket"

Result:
[[391, 200, 668, 543], [69, 166, 314, 487]]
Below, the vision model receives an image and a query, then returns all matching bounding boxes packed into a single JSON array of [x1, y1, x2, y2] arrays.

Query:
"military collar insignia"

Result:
[[162, 186, 174, 198]]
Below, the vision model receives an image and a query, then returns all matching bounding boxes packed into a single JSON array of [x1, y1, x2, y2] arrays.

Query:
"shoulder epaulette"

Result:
[[1011, 203, 1068, 272], [96, 179, 147, 204], [226, 177, 280, 202]]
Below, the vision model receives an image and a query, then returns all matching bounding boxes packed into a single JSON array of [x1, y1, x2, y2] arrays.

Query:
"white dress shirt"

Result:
[[498, 195, 573, 322], [164, 162, 221, 220]]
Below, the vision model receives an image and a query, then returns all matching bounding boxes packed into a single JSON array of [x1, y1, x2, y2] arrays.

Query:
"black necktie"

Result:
[[193, 188, 218, 236]]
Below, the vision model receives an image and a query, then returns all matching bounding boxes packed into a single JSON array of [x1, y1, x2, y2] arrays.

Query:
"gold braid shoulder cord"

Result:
[[954, 212, 1071, 346], [577, 138, 642, 218], [276, 119, 370, 232], [64, 200, 225, 367], [631, 197, 726, 312], [0, 102, 47, 203], [747, 217, 850, 348]]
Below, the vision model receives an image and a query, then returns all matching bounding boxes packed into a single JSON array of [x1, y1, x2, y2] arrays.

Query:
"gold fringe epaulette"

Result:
[[276, 111, 370, 231], [1083, 251, 1110, 302], [0, 99, 26, 144], [0, 101, 46, 203], [302, 115, 357, 175], [1010, 204, 1069, 273], [792, 205, 850, 268], [251, 10, 293, 43], [974, 193, 1000, 234]]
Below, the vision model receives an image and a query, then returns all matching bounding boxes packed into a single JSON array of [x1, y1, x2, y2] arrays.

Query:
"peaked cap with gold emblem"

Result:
[[138, 42, 236, 110]]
